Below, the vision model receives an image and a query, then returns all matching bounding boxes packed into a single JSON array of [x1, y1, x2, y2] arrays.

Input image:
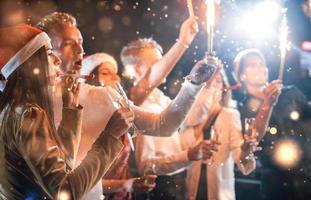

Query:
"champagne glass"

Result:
[[244, 118, 257, 159], [144, 160, 156, 200], [207, 126, 218, 165]]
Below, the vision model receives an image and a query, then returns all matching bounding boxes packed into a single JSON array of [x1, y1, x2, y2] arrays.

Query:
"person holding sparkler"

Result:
[[121, 38, 221, 200], [123, 17, 198, 106], [37, 12, 221, 200], [184, 70, 259, 200], [232, 48, 311, 199]]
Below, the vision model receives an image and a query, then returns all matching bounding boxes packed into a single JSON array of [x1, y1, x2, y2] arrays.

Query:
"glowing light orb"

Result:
[[273, 139, 301, 169], [33, 68, 40, 75], [270, 127, 278, 135], [58, 191, 70, 200], [236, 1, 281, 39], [290, 110, 300, 121]]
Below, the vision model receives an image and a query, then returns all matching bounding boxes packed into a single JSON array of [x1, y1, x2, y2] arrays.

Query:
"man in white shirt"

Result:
[[37, 12, 220, 200], [121, 38, 220, 200]]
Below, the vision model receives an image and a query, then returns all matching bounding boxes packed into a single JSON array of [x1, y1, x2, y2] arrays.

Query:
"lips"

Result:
[[74, 59, 82, 70]]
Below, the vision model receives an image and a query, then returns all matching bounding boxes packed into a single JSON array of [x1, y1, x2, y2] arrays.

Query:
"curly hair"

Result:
[[36, 12, 77, 34]]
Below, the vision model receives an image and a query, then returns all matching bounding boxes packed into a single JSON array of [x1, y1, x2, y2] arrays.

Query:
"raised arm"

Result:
[[132, 56, 222, 137], [130, 17, 198, 105], [16, 106, 130, 199], [254, 80, 282, 141], [55, 76, 82, 170]]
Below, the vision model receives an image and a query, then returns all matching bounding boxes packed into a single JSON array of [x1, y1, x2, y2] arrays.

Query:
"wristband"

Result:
[[176, 38, 189, 49]]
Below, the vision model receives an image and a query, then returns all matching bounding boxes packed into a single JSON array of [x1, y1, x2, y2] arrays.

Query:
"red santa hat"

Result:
[[0, 24, 51, 80], [81, 53, 118, 76]]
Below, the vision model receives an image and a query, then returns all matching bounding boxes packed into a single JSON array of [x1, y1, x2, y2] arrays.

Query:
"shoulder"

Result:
[[81, 83, 120, 98], [278, 85, 307, 106]]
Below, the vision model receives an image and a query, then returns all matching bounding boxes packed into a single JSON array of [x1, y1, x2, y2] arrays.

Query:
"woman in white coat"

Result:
[[184, 71, 260, 200]]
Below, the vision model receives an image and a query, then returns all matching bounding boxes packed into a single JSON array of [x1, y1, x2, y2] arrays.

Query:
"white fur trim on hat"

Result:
[[81, 53, 118, 76], [1, 32, 51, 79], [0, 80, 7, 92]]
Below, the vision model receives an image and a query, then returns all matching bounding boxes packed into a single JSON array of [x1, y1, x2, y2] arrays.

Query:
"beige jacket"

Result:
[[186, 108, 256, 200], [0, 103, 123, 200]]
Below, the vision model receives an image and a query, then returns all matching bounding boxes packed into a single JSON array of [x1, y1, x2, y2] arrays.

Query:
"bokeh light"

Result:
[[290, 110, 300, 121], [273, 138, 302, 169], [270, 127, 278, 135], [235, 1, 282, 39], [58, 190, 70, 200], [33, 68, 40, 75]]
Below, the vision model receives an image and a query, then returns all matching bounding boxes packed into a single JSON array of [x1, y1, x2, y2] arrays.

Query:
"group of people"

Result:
[[0, 11, 309, 200]]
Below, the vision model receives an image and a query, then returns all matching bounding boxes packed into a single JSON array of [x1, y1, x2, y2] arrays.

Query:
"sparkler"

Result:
[[278, 9, 288, 81], [187, 0, 195, 17], [206, 0, 216, 54]]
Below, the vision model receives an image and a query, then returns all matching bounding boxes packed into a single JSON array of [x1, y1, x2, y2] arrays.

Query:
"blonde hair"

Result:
[[120, 38, 163, 67], [36, 12, 77, 34]]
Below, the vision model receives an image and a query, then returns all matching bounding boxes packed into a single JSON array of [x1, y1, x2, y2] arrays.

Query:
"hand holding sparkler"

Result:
[[262, 80, 282, 106], [188, 55, 222, 85], [178, 17, 199, 48]]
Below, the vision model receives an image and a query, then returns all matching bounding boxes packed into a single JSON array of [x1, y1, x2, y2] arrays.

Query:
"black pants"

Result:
[[148, 170, 187, 200], [196, 164, 208, 200]]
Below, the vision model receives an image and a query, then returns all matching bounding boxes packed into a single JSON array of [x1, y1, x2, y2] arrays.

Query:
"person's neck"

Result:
[[245, 84, 265, 100]]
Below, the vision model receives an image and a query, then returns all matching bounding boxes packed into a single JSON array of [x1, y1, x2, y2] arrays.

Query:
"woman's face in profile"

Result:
[[97, 62, 120, 86], [47, 47, 61, 86]]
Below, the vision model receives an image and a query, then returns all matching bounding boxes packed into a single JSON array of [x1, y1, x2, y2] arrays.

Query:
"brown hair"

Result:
[[0, 47, 55, 128]]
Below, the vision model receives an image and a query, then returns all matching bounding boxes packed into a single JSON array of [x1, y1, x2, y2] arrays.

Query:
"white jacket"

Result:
[[186, 108, 256, 200], [53, 80, 202, 200], [135, 88, 197, 176]]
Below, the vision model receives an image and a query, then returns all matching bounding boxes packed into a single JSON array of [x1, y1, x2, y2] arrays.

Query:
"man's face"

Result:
[[50, 24, 84, 74], [240, 55, 268, 87], [134, 47, 162, 80]]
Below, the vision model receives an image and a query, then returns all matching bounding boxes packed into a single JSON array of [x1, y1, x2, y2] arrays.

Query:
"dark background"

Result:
[[1, 0, 311, 199], [1, 0, 311, 97]]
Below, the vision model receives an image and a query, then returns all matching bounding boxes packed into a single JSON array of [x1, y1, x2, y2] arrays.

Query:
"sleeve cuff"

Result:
[[182, 79, 204, 96]]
